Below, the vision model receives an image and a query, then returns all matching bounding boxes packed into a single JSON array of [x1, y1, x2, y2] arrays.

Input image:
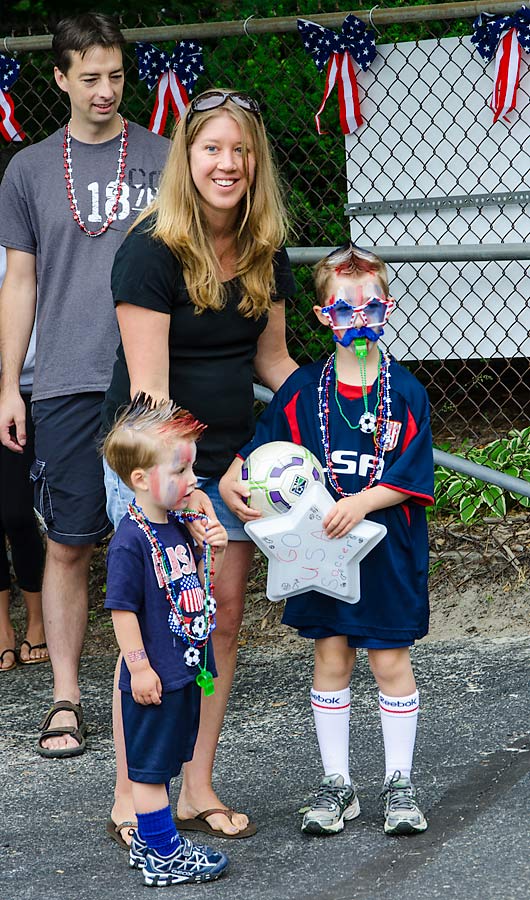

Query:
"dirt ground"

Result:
[[9, 515, 528, 656]]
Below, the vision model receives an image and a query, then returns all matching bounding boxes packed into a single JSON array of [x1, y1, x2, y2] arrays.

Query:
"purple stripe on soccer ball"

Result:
[[270, 490, 291, 512], [312, 467, 321, 481], [270, 457, 304, 478], [241, 463, 249, 481]]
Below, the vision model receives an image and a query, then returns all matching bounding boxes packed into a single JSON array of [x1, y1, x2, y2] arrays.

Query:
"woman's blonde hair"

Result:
[[134, 92, 289, 319]]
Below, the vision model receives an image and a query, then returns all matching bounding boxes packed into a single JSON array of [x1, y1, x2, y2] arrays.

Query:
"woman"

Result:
[[0, 246, 46, 672], [103, 89, 298, 844]]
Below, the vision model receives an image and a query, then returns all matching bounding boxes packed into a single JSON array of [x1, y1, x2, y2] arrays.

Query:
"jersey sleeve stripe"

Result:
[[401, 408, 419, 452], [378, 483, 435, 506], [283, 390, 302, 444]]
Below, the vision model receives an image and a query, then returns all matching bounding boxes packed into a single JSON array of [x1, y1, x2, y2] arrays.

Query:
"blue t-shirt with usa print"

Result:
[[239, 356, 434, 646], [105, 513, 216, 692]]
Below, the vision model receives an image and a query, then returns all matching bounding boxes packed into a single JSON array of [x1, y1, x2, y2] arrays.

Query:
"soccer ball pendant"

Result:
[[184, 647, 201, 667], [359, 412, 377, 433], [191, 615, 207, 638]]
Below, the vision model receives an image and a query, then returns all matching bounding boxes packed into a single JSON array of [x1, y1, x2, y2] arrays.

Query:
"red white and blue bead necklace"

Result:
[[128, 500, 216, 695], [63, 115, 128, 237], [318, 349, 392, 497]]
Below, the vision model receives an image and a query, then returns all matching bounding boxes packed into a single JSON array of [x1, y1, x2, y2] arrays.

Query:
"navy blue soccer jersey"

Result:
[[240, 357, 434, 645], [105, 514, 215, 692]]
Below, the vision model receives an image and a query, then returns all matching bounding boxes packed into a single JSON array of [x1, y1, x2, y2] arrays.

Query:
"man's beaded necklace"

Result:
[[128, 500, 216, 695], [318, 350, 392, 497], [63, 115, 128, 238]]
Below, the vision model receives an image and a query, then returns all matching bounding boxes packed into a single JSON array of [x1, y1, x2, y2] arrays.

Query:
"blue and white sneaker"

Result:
[[142, 837, 228, 886], [129, 830, 148, 869]]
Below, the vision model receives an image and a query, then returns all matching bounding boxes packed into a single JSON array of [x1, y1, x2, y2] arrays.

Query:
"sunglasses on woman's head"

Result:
[[186, 91, 261, 128]]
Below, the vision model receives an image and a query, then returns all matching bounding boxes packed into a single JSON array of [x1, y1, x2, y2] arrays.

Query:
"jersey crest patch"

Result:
[[382, 420, 402, 451]]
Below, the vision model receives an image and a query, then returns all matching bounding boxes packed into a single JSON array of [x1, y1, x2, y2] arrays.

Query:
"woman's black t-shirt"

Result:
[[101, 222, 296, 478]]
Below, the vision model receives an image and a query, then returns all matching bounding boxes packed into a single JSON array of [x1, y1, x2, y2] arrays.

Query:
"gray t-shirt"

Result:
[[0, 122, 169, 401]]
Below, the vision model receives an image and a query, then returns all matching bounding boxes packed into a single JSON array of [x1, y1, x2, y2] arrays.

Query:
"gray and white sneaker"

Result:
[[301, 773, 360, 835], [380, 771, 428, 835]]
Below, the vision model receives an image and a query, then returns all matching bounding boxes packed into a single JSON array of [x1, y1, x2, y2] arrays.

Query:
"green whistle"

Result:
[[354, 338, 368, 359], [196, 669, 215, 696]]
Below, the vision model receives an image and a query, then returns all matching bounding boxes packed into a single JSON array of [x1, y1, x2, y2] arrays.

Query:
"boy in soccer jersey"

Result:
[[220, 243, 434, 837], [103, 395, 228, 885]]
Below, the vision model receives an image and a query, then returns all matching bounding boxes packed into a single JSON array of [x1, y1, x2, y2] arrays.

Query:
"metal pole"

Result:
[[1, 1, 522, 53], [287, 243, 530, 265], [253, 386, 530, 498]]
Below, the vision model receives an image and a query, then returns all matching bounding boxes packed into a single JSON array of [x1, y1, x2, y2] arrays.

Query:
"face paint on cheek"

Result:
[[149, 464, 183, 509], [149, 466, 163, 504]]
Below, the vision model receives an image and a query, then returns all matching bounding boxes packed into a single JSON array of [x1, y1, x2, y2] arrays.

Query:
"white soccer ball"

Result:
[[239, 441, 325, 517]]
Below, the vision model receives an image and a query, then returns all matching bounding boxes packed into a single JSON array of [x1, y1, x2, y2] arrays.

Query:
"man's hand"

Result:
[[130, 665, 162, 705], [0, 388, 26, 452]]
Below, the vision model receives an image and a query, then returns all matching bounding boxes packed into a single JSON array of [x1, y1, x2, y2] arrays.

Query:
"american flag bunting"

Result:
[[136, 41, 204, 134], [471, 6, 530, 123], [297, 15, 376, 134]]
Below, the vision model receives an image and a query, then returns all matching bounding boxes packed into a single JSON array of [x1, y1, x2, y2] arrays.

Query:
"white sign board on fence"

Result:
[[345, 36, 530, 361]]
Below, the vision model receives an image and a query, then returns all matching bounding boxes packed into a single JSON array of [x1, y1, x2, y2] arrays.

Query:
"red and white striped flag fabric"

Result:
[[471, 8, 530, 124], [0, 54, 25, 142], [491, 28, 521, 122]]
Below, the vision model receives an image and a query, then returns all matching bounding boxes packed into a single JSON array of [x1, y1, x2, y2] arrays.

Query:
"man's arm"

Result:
[[0, 248, 37, 451]]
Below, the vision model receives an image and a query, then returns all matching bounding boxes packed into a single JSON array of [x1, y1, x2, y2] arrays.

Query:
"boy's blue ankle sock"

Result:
[[137, 804, 181, 857]]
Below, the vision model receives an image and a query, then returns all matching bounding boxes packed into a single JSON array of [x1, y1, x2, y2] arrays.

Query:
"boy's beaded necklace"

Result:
[[63, 115, 129, 238], [318, 350, 392, 497], [333, 351, 381, 435], [128, 500, 216, 695]]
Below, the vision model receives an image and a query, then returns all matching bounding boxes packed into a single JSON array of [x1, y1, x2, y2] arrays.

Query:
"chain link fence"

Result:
[[2, 3, 530, 595]]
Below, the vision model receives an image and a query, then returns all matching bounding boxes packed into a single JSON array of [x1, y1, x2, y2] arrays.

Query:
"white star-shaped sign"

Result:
[[244, 482, 387, 604]]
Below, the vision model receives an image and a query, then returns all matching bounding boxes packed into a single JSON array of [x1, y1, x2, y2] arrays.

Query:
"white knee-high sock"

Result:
[[311, 687, 351, 784], [379, 690, 419, 780]]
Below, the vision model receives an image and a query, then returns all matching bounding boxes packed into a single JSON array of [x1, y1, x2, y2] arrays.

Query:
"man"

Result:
[[0, 13, 169, 758]]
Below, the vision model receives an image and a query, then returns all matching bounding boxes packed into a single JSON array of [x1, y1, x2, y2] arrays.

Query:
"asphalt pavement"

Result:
[[1, 635, 529, 900]]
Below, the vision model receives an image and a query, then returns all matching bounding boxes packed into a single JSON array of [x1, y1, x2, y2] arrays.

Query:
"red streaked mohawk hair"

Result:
[[102, 392, 206, 489], [122, 392, 206, 441]]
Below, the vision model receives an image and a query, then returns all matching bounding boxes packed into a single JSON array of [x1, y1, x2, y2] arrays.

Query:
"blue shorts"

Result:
[[296, 626, 412, 649], [122, 681, 201, 784], [31, 394, 112, 546], [103, 460, 249, 541]]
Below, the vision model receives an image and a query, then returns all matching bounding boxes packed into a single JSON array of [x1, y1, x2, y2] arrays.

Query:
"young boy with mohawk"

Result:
[[103, 394, 228, 886]]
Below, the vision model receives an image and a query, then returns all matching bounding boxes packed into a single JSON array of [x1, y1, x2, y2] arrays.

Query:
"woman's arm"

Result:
[[254, 301, 298, 392], [116, 303, 170, 402]]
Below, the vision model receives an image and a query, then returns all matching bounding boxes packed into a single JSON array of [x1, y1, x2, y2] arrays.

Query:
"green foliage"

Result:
[[432, 428, 530, 525]]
